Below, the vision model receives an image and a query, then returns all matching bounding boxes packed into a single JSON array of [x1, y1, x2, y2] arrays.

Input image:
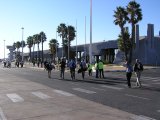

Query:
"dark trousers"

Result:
[[99, 69, 104, 78], [88, 69, 92, 76], [126, 72, 132, 87], [70, 68, 75, 79], [60, 68, 65, 79], [96, 69, 99, 78], [82, 70, 85, 79]]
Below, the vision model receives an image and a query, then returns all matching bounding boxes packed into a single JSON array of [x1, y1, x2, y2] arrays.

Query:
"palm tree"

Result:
[[66, 25, 76, 60], [127, 0, 142, 63], [117, 29, 131, 56], [15, 41, 21, 52], [40, 31, 47, 65], [15, 41, 21, 62], [27, 36, 33, 62], [32, 34, 37, 62], [114, 6, 129, 61], [57, 23, 67, 58], [33, 34, 40, 62], [49, 39, 59, 62]]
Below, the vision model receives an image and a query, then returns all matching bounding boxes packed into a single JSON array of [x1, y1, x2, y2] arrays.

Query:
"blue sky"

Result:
[[0, 0, 160, 59]]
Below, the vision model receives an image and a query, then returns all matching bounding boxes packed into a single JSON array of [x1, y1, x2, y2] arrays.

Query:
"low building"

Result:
[[9, 23, 160, 66]]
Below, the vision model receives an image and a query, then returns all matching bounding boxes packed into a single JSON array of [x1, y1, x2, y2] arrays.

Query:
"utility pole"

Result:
[[89, 0, 92, 64], [4, 40, 5, 60], [21, 27, 24, 62]]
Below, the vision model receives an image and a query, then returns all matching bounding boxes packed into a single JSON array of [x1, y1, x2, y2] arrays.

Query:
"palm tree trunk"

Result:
[[62, 38, 64, 58], [129, 23, 135, 64], [29, 48, 31, 62], [41, 41, 44, 67], [121, 27, 128, 61], [33, 44, 35, 62], [38, 43, 40, 62]]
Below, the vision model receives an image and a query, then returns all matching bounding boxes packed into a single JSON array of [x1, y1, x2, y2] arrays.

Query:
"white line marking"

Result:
[[125, 94, 151, 100], [32, 91, 52, 99], [0, 107, 7, 120], [6, 93, 24, 102], [91, 87, 106, 91], [131, 115, 156, 120], [70, 83, 79, 85], [53, 90, 75, 96], [152, 82, 160, 85], [142, 77, 160, 81], [73, 88, 96, 94], [157, 110, 160, 112], [101, 85, 124, 90], [153, 80, 159, 82], [142, 84, 151, 87]]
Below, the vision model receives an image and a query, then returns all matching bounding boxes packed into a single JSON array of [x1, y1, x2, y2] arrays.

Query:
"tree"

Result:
[[15, 41, 21, 52], [40, 31, 47, 65], [15, 41, 21, 62], [32, 34, 37, 62], [57, 23, 67, 58], [117, 29, 131, 56], [49, 39, 59, 62], [127, 0, 142, 63], [66, 25, 76, 60], [33, 34, 40, 62], [27, 36, 33, 62], [114, 6, 129, 61]]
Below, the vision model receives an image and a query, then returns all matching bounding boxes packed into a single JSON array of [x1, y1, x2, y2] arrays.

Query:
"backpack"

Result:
[[81, 61, 87, 71], [71, 62, 76, 68], [47, 63, 53, 70], [137, 62, 143, 71]]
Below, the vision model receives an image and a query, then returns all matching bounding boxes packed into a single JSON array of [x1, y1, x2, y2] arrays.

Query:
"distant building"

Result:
[[8, 24, 160, 66]]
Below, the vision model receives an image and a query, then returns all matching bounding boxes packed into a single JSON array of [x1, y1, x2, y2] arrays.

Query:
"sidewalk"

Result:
[[19, 63, 158, 120], [0, 69, 143, 120], [24, 62, 159, 72]]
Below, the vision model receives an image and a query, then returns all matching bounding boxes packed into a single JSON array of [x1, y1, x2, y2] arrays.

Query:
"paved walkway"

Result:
[[24, 62, 159, 72], [14, 62, 158, 120]]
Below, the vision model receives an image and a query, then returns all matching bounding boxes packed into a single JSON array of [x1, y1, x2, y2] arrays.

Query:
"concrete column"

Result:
[[135, 24, 139, 49], [147, 24, 154, 48]]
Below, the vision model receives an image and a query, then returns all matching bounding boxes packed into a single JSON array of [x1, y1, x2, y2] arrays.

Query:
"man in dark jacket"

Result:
[[60, 59, 66, 79], [134, 59, 143, 87]]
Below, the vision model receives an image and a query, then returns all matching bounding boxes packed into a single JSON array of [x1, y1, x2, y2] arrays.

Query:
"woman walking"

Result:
[[125, 61, 133, 88]]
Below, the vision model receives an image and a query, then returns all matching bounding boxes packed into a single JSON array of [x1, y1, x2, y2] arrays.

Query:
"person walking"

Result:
[[80, 59, 87, 79], [98, 60, 104, 78], [69, 59, 76, 80], [95, 60, 99, 78], [134, 59, 143, 87], [125, 61, 133, 88], [60, 59, 66, 79], [45, 62, 53, 78], [88, 63, 92, 76]]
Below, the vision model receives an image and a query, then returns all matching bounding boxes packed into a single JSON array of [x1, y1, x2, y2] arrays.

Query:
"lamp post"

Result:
[[84, 16, 86, 62], [4, 40, 5, 60], [21, 27, 24, 62], [89, 0, 92, 64], [68, 26, 70, 61], [76, 20, 77, 64], [56, 31, 58, 60]]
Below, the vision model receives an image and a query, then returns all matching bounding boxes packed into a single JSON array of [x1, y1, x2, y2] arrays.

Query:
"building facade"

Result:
[[8, 24, 160, 66]]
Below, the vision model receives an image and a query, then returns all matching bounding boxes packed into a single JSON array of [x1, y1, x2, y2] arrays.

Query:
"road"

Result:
[[0, 65, 159, 120]]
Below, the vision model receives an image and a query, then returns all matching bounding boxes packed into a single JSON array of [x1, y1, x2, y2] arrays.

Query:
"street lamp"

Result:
[[68, 26, 70, 61], [89, 0, 93, 64], [76, 20, 77, 64], [21, 27, 24, 62], [56, 31, 58, 59], [4, 40, 5, 60], [84, 16, 86, 62]]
